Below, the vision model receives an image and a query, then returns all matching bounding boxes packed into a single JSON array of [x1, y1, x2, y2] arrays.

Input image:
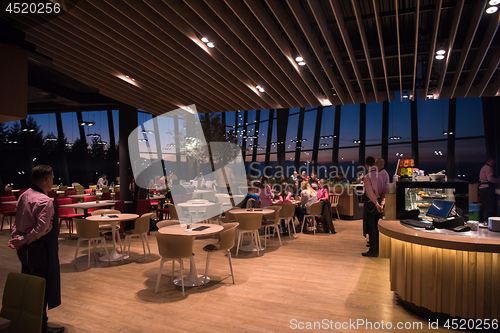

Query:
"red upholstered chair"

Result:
[[84, 189, 92, 194], [83, 196, 98, 214], [136, 199, 151, 216], [65, 190, 77, 203], [4, 188, 12, 197], [114, 191, 120, 200], [56, 198, 83, 237], [18, 188, 28, 196], [47, 190, 57, 198], [114, 200, 125, 213], [100, 192, 111, 200], [1, 196, 17, 230], [156, 204, 170, 220]]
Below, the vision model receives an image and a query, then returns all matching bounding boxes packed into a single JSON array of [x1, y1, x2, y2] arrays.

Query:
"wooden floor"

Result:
[[0, 218, 452, 332]]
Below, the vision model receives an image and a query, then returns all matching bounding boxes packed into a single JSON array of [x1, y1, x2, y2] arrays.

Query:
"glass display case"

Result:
[[404, 187, 455, 219], [395, 179, 468, 219]]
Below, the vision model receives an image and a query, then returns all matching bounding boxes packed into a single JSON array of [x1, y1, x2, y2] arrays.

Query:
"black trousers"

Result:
[[365, 201, 382, 253], [479, 187, 491, 223], [17, 240, 49, 331]]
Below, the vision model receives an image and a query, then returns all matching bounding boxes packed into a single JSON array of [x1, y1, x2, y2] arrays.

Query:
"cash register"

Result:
[[401, 199, 465, 230]]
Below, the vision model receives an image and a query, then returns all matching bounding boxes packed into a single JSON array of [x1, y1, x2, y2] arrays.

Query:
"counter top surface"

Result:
[[379, 219, 500, 252]]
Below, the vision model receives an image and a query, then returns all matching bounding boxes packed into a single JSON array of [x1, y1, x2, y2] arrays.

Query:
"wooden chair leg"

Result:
[[155, 259, 164, 293], [228, 250, 235, 284]]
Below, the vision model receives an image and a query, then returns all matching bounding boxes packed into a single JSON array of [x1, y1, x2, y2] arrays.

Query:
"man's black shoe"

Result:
[[45, 326, 65, 333], [362, 251, 378, 257]]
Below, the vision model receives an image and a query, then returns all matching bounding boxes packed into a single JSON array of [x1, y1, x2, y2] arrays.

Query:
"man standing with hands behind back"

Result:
[[7, 165, 64, 333], [362, 157, 385, 257]]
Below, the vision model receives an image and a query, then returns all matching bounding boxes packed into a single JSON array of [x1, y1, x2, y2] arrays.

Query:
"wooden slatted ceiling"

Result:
[[8, 0, 500, 115]]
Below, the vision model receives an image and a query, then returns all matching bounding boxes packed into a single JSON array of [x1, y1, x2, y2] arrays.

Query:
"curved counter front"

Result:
[[379, 220, 500, 320]]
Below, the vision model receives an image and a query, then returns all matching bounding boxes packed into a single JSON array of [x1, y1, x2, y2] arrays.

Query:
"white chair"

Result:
[[91, 209, 123, 252], [73, 218, 109, 268], [155, 234, 198, 296], [203, 222, 239, 284], [263, 206, 282, 247], [300, 201, 324, 235], [124, 213, 153, 260]]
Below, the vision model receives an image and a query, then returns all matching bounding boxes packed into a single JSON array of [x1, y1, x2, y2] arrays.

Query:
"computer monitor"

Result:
[[426, 200, 454, 219]]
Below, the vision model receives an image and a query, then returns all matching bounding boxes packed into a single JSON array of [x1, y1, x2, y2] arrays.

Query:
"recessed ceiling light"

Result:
[[201, 37, 209, 43], [427, 94, 433, 99], [207, 42, 215, 48], [486, 6, 498, 14], [295, 56, 303, 62], [436, 49, 446, 55], [489, 0, 500, 6], [435, 54, 445, 60], [298, 61, 306, 66]]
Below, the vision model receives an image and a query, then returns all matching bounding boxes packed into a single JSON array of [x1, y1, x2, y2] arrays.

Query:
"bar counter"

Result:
[[379, 220, 500, 320]]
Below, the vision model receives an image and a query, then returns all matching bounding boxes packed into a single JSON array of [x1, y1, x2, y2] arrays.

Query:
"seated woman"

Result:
[[258, 176, 274, 208], [275, 183, 294, 204], [317, 180, 329, 201], [296, 181, 318, 229]]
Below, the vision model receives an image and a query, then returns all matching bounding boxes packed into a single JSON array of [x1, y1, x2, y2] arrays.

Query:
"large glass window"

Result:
[[338, 148, 359, 180], [365, 102, 382, 145], [387, 143, 412, 175], [339, 104, 360, 148], [455, 98, 484, 138], [260, 109, 269, 121], [417, 95, 449, 141], [225, 111, 236, 128], [301, 110, 317, 150], [61, 112, 80, 144], [270, 119, 277, 154], [286, 114, 299, 152], [257, 121, 268, 152], [388, 91, 411, 143], [319, 106, 335, 149], [418, 141, 448, 175], [455, 138, 486, 180]]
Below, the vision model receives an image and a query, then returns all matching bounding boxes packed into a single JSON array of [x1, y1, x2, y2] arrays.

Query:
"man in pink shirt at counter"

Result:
[[7, 165, 64, 333], [479, 156, 500, 222]]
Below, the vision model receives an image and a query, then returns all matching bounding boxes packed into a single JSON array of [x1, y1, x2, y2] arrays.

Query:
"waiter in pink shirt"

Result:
[[7, 165, 64, 333], [479, 156, 500, 222], [362, 157, 385, 257]]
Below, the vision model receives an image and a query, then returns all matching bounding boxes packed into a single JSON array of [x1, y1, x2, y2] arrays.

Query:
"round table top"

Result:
[[158, 222, 223, 236], [229, 208, 274, 215], [177, 201, 216, 208], [193, 189, 215, 194], [86, 213, 139, 222]]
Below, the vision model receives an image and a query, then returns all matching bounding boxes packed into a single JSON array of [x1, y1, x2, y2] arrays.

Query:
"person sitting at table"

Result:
[[193, 172, 205, 189], [97, 174, 108, 189], [296, 181, 318, 231], [310, 173, 319, 190], [275, 183, 294, 204], [317, 180, 329, 200], [258, 176, 274, 208], [165, 178, 187, 203]]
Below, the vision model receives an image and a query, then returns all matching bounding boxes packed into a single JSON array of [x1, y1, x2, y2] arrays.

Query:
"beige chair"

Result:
[[203, 222, 239, 284], [329, 193, 340, 220], [91, 209, 123, 252], [101, 187, 110, 193], [124, 213, 153, 260], [74, 218, 109, 268], [155, 234, 198, 296], [300, 201, 324, 235], [0, 273, 46, 333], [167, 204, 178, 220], [274, 203, 297, 237], [205, 203, 222, 224], [156, 220, 180, 229], [235, 213, 263, 256], [224, 209, 237, 223], [263, 206, 282, 247]]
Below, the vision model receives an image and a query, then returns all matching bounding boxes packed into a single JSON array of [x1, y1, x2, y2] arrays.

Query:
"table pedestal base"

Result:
[[99, 250, 129, 262], [239, 244, 265, 252], [173, 257, 208, 286]]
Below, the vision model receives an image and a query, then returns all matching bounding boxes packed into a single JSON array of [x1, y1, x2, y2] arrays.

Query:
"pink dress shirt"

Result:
[[317, 188, 329, 200], [12, 187, 54, 246], [479, 163, 500, 189], [364, 169, 385, 206], [378, 169, 390, 195]]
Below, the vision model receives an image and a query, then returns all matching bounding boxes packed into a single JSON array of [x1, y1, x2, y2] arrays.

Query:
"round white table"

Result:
[[86, 213, 139, 262], [158, 223, 223, 286], [176, 201, 216, 223], [230, 208, 274, 252]]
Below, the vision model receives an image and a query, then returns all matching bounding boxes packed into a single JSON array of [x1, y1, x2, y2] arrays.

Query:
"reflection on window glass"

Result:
[[339, 104, 359, 147], [61, 112, 79, 144], [418, 141, 447, 175], [301, 110, 317, 150], [455, 138, 486, 180], [112, 110, 119, 145], [365, 146, 382, 161], [270, 119, 277, 153], [389, 91, 411, 142], [456, 98, 484, 138], [260, 109, 269, 121], [286, 114, 299, 152], [417, 93, 449, 141], [338, 148, 359, 179], [317, 150, 332, 178], [387, 143, 412, 175], [257, 121, 268, 152], [247, 110, 256, 124], [319, 107, 335, 149], [225, 111, 236, 128], [245, 124, 256, 151], [366, 102, 382, 145]]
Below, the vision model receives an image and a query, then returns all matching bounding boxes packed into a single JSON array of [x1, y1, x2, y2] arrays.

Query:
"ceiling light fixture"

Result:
[[436, 49, 446, 55], [486, 6, 498, 14], [298, 61, 306, 66], [255, 85, 265, 93], [201, 37, 209, 43], [435, 54, 445, 60], [427, 94, 434, 99], [295, 56, 303, 62], [490, 0, 500, 5]]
